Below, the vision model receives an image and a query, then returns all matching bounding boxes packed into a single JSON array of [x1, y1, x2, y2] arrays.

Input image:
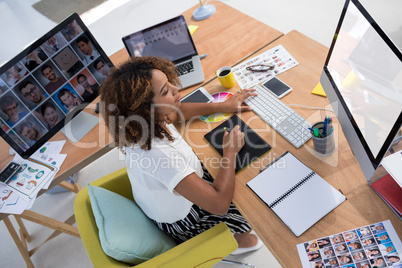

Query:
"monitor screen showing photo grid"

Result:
[[0, 13, 113, 158]]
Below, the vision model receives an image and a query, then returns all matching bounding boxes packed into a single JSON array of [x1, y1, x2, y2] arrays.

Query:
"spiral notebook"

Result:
[[247, 151, 346, 237]]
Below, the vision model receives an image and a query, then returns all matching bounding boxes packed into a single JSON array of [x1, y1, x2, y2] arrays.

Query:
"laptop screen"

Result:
[[122, 15, 198, 63]]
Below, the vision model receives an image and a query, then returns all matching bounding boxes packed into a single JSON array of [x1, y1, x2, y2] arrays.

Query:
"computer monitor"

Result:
[[0, 13, 113, 159], [320, 0, 402, 181]]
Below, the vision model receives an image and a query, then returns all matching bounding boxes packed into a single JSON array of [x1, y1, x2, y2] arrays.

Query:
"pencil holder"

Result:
[[311, 122, 336, 156]]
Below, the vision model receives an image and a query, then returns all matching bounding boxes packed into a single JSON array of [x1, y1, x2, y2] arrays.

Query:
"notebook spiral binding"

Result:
[[268, 171, 316, 209]]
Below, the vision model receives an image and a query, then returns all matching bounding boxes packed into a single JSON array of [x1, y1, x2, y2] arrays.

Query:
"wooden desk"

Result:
[[0, 3, 283, 267], [177, 30, 402, 267]]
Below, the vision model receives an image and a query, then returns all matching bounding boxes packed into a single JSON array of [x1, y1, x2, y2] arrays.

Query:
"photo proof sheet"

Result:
[[297, 220, 402, 268], [232, 45, 298, 89]]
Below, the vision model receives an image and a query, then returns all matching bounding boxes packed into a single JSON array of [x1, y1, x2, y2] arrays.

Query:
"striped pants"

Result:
[[152, 164, 251, 243]]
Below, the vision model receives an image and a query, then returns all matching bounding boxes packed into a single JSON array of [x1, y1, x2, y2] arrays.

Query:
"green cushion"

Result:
[[86, 184, 177, 265]]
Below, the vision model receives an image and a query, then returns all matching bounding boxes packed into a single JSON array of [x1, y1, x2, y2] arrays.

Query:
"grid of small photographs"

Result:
[[302, 222, 401, 268], [0, 19, 111, 152]]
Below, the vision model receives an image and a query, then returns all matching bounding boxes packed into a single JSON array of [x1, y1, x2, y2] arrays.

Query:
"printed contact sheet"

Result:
[[232, 45, 298, 89], [297, 220, 402, 267]]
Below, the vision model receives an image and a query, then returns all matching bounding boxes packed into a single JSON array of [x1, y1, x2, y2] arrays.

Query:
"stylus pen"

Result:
[[200, 54, 207, 59]]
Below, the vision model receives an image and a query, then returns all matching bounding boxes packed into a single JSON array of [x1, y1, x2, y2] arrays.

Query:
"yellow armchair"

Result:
[[74, 168, 252, 267]]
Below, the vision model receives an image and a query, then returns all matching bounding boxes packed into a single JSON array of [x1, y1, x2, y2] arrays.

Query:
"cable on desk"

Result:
[[288, 104, 334, 113]]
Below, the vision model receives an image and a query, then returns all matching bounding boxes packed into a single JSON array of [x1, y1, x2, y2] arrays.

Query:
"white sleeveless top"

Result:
[[124, 124, 203, 223]]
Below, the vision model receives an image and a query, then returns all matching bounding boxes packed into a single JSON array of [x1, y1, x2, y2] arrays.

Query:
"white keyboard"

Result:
[[245, 85, 312, 148]]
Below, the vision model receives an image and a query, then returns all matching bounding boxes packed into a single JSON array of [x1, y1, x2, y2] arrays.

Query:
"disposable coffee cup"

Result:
[[216, 66, 236, 88], [311, 122, 336, 156]]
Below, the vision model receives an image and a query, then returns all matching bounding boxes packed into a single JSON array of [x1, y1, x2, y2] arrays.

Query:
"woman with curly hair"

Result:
[[100, 56, 262, 254]]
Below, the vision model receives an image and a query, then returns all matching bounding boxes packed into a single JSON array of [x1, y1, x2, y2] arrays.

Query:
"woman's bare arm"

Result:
[[174, 125, 244, 214]]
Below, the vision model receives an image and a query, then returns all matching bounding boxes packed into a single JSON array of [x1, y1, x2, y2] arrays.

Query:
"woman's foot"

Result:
[[231, 232, 264, 255], [231, 234, 264, 255]]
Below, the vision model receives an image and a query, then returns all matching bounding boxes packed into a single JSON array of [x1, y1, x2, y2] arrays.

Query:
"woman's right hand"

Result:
[[222, 125, 245, 155]]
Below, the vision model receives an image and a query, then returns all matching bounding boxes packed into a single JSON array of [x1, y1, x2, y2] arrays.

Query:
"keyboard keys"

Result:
[[245, 85, 312, 148], [177, 61, 194, 75]]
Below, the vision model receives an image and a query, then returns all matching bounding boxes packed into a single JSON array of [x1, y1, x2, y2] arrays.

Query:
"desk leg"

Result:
[[3, 216, 35, 268], [15, 215, 31, 242], [28, 214, 77, 256], [18, 210, 80, 238]]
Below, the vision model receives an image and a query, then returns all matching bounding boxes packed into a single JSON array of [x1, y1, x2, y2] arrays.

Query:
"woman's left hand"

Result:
[[223, 88, 257, 112]]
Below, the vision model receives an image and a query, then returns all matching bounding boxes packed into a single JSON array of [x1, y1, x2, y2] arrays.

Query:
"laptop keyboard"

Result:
[[177, 61, 194, 75], [245, 84, 312, 148]]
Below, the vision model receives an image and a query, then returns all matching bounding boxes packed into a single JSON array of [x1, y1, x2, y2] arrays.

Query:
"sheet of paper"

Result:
[[311, 82, 327, 97], [6, 159, 58, 201], [31, 154, 67, 189], [31, 153, 67, 169], [188, 25, 199, 35], [0, 184, 33, 214], [34, 140, 66, 156], [0, 140, 65, 213], [232, 45, 299, 89], [297, 220, 402, 268], [13, 140, 67, 164], [381, 150, 402, 188], [13, 142, 67, 190]]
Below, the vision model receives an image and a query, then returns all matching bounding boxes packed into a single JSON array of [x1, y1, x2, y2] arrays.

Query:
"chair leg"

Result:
[[220, 259, 256, 268]]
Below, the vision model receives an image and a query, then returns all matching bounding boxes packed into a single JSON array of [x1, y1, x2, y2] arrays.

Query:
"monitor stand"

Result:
[[61, 111, 100, 143]]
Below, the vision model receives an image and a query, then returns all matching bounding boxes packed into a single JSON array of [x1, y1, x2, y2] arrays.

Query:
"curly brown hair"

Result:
[[100, 56, 181, 150]]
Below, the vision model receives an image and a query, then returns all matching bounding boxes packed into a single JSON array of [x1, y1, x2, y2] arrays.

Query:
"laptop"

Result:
[[122, 15, 204, 89]]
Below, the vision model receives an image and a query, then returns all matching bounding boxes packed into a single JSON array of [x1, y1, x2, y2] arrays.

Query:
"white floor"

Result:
[[0, 0, 401, 267]]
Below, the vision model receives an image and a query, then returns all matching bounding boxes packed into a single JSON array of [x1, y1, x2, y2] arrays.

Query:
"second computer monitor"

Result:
[[0, 13, 113, 158]]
